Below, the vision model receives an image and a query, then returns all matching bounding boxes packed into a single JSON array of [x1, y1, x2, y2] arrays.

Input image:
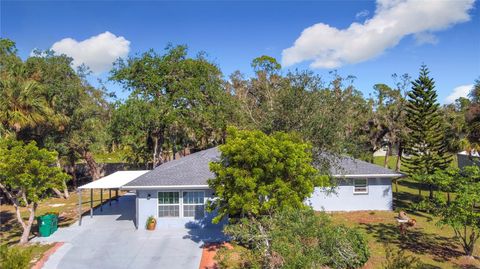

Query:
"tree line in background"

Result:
[[1, 37, 480, 250], [2, 38, 479, 179]]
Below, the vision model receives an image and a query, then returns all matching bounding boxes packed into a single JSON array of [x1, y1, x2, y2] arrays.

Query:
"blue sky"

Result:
[[1, 0, 479, 103]]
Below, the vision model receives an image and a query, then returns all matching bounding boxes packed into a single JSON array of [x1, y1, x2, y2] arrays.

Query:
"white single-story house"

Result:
[[78, 147, 403, 229]]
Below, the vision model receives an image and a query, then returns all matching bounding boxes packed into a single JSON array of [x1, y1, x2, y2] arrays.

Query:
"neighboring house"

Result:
[[457, 150, 480, 169], [121, 147, 403, 229]]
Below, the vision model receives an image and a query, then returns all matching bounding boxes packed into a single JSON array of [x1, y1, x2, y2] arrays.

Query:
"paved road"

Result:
[[32, 193, 225, 269]]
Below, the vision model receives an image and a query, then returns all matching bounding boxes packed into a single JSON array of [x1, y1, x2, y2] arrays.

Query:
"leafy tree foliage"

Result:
[[465, 79, 480, 149], [438, 173, 480, 257], [25, 52, 111, 181], [0, 39, 111, 186], [0, 244, 32, 269], [0, 138, 69, 244], [371, 74, 410, 170], [0, 42, 53, 137], [221, 208, 369, 269], [110, 45, 236, 167], [403, 66, 451, 198], [229, 57, 373, 159], [208, 127, 322, 223]]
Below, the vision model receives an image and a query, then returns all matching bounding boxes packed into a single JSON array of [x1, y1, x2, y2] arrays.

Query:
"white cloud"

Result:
[[282, 0, 475, 69], [414, 32, 438, 45], [51, 32, 130, 74], [355, 10, 370, 20], [446, 84, 473, 103]]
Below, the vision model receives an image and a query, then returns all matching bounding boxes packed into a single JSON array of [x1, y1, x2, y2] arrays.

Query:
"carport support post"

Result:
[[115, 189, 118, 202], [78, 189, 82, 226], [100, 189, 103, 212], [109, 189, 112, 206], [90, 189, 93, 218]]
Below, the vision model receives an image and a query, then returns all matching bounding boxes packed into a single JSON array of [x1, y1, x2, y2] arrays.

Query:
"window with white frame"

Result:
[[353, 178, 368, 194], [183, 191, 205, 218], [158, 192, 180, 217]]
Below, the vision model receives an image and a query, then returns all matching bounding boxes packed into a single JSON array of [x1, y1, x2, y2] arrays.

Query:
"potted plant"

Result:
[[146, 216, 156, 230]]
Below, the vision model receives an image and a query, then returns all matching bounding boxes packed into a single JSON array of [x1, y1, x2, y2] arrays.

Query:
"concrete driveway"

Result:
[[32, 193, 226, 269]]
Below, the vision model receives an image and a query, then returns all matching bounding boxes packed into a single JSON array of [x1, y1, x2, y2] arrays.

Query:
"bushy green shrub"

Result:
[[223, 208, 370, 269], [317, 225, 370, 269], [0, 245, 32, 269]]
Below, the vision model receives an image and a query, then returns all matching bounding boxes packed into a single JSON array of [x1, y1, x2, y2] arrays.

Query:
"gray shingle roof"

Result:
[[124, 147, 403, 187], [124, 147, 220, 187], [324, 154, 403, 177]]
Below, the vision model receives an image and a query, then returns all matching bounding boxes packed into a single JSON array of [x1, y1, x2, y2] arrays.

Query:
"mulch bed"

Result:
[[199, 242, 232, 269]]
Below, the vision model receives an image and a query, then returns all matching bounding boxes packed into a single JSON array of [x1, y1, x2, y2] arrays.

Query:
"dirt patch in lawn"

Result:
[[199, 243, 233, 269]]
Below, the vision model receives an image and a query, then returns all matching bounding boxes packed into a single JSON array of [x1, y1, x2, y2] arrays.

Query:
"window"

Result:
[[353, 179, 368, 194], [158, 192, 179, 217], [183, 191, 205, 218]]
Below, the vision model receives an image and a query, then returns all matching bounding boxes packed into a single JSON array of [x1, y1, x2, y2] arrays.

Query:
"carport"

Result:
[[77, 170, 149, 225]]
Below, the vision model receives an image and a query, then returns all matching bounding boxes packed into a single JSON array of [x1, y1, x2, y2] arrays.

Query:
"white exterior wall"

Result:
[[307, 178, 393, 211], [136, 189, 224, 229]]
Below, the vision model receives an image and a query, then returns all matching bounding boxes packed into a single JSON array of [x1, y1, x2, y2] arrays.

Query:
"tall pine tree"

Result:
[[404, 65, 451, 199]]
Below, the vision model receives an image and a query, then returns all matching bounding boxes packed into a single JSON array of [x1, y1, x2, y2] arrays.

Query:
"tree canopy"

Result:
[[110, 45, 237, 167], [208, 127, 322, 223], [403, 66, 451, 198], [0, 138, 69, 243]]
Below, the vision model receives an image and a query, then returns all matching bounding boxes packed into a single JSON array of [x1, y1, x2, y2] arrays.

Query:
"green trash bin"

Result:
[[50, 214, 58, 233], [37, 214, 54, 237]]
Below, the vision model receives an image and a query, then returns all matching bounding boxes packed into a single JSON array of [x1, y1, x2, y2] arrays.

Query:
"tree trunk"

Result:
[[172, 144, 177, 160], [152, 132, 164, 168], [68, 151, 77, 189], [52, 188, 65, 199], [384, 144, 391, 168], [53, 158, 69, 199], [19, 203, 37, 244], [153, 136, 159, 167], [63, 185, 70, 199], [81, 149, 100, 180], [395, 143, 403, 172], [429, 184, 434, 200]]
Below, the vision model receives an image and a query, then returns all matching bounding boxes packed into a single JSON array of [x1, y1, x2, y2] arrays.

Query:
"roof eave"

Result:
[[121, 184, 210, 190], [332, 173, 405, 178]]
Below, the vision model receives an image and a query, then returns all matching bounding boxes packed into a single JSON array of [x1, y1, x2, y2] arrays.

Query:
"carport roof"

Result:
[[79, 170, 150, 189]]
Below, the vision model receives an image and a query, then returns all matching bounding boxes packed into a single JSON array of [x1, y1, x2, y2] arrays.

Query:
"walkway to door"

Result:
[[33, 193, 226, 269]]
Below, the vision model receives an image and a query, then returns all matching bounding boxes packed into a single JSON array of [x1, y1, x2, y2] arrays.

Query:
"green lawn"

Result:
[[1, 190, 124, 267], [0, 190, 120, 244], [330, 178, 479, 269], [92, 150, 128, 163]]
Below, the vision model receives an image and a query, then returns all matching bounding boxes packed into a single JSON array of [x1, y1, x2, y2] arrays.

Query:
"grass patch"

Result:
[[0, 189, 123, 245], [92, 149, 129, 163], [329, 179, 480, 269]]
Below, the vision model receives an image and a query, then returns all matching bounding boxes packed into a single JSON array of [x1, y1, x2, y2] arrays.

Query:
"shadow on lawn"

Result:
[[394, 190, 421, 210], [0, 210, 31, 245], [361, 222, 463, 263]]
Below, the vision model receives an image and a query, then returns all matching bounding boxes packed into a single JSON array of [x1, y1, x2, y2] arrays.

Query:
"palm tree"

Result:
[[0, 66, 52, 135]]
